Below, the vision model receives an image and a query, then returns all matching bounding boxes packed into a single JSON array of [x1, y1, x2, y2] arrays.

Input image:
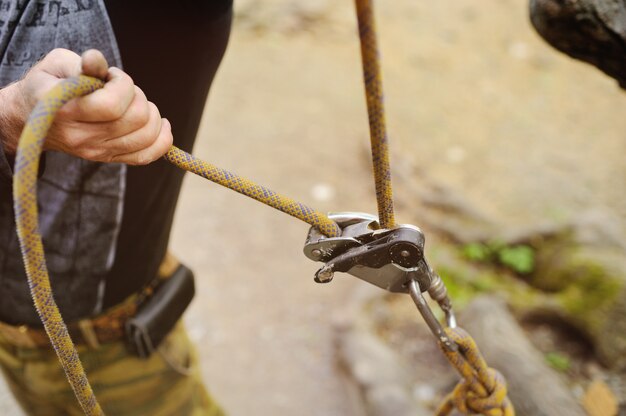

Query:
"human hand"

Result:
[[0, 48, 172, 165]]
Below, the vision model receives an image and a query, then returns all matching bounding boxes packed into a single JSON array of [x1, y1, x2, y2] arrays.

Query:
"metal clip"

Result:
[[303, 212, 432, 293], [304, 212, 458, 350]]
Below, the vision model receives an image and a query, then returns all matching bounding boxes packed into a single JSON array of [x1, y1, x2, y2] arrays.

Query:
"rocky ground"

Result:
[[2, 0, 625, 414]]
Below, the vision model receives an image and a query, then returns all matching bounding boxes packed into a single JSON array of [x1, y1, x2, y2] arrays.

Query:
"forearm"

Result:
[[0, 81, 27, 156]]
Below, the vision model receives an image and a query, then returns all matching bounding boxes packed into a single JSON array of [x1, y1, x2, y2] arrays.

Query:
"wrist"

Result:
[[0, 81, 29, 156]]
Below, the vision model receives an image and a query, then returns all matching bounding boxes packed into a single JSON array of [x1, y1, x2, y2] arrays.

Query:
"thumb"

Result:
[[80, 49, 109, 80]]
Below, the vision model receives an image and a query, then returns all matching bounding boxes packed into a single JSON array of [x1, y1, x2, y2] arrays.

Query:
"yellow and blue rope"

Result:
[[13, 76, 105, 416], [164, 147, 340, 238], [355, 0, 395, 230], [12, 1, 514, 415], [436, 328, 514, 416]]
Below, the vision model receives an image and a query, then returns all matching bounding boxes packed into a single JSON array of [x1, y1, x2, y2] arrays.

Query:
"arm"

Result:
[[0, 48, 173, 167]]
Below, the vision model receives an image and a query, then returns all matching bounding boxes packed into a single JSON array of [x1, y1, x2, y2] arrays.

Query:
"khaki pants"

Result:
[[0, 323, 224, 416]]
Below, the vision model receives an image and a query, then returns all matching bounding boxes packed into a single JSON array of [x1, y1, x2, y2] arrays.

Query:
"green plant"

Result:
[[545, 352, 571, 372], [498, 245, 535, 274], [461, 243, 491, 262], [461, 242, 535, 274]]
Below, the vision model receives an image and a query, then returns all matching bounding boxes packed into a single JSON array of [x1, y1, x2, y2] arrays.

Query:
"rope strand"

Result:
[[164, 147, 340, 237], [355, 0, 396, 229], [13, 76, 105, 416]]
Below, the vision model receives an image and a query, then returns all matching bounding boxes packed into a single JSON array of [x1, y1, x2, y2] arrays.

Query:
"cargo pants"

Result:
[[0, 322, 224, 416]]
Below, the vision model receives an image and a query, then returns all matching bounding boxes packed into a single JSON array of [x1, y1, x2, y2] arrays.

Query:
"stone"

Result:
[[583, 380, 619, 416], [461, 296, 586, 416], [530, 241, 626, 369], [335, 324, 429, 416]]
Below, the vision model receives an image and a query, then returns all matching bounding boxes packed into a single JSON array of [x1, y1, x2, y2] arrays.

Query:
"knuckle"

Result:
[[101, 152, 115, 163], [110, 67, 132, 83], [99, 95, 125, 119], [163, 130, 173, 149], [134, 153, 151, 166], [114, 89, 147, 133], [133, 135, 152, 153], [47, 48, 75, 62], [147, 101, 161, 119], [78, 147, 103, 161], [129, 97, 151, 129], [64, 133, 84, 149], [113, 136, 131, 154]]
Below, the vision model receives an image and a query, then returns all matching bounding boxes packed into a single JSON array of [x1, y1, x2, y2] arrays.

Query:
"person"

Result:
[[0, 1, 232, 414]]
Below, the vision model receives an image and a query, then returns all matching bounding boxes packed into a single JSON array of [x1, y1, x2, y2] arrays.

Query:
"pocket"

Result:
[[156, 323, 194, 376], [0, 340, 21, 369]]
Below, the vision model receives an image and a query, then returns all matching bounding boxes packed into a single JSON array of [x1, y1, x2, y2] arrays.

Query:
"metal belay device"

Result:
[[304, 212, 458, 350]]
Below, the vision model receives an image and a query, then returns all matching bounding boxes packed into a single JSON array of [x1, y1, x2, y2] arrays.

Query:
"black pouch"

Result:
[[125, 264, 195, 358]]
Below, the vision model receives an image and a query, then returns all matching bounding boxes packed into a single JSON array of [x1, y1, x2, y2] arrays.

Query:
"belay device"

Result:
[[12, 0, 515, 415], [303, 212, 458, 350]]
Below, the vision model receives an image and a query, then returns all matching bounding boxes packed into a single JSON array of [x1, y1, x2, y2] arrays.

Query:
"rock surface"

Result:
[[529, 236, 626, 369], [530, 0, 626, 88], [461, 296, 587, 416], [336, 326, 426, 416]]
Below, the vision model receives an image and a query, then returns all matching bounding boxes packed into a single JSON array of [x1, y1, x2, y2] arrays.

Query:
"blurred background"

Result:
[[2, 0, 625, 414]]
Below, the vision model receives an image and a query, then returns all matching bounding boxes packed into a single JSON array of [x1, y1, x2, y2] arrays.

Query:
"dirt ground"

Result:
[[2, 0, 625, 414]]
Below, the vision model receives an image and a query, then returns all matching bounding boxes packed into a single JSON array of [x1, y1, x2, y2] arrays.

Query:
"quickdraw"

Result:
[[12, 0, 515, 415]]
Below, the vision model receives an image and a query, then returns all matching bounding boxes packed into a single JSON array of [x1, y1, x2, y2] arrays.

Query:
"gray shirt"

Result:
[[0, 0, 126, 325]]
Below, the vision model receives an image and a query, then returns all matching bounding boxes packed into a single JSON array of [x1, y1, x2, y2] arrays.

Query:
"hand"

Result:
[[0, 48, 173, 165]]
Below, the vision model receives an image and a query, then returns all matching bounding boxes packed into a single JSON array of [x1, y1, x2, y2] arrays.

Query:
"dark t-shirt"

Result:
[[0, 0, 232, 325]]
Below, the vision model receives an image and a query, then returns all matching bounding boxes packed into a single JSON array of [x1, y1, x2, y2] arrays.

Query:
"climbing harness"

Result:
[[12, 0, 514, 415]]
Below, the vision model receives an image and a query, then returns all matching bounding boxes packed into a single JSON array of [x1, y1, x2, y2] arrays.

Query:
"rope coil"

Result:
[[436, 328, 515, 416], [12, 1, 515, 415]]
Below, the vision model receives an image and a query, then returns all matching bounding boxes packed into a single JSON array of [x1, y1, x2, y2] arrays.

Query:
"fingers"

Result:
[[36, 48, 108, 81], [80, 49, 109, 80], [58, 110, 173, 165], [35, 48, 124, 122], [104, 100, 161, 154], [36, 48, 82, 79], [91, 86, 151, 140], [56, 96, 172, 164], [59, 67, 135, 122], [18, 48, 83, 106], [110, 118, 173, 165]]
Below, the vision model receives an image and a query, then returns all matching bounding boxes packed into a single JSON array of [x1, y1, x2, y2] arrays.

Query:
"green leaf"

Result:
[[545, 352, 571, 371], [497, 245, 534, 274], [462, 243, 492, 262]]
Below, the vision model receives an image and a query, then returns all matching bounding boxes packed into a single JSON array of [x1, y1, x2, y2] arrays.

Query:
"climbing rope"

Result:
[[13, 76, 105, 416], [355, 1, 513, 413], [437, 328, 514, 416], [12, 1, 514, 415], [355, 0, 395, 229], [164, 147, 340, 238]]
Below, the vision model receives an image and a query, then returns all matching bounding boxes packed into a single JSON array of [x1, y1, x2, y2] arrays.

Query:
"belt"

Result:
[[0, 253, 180, 350]]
